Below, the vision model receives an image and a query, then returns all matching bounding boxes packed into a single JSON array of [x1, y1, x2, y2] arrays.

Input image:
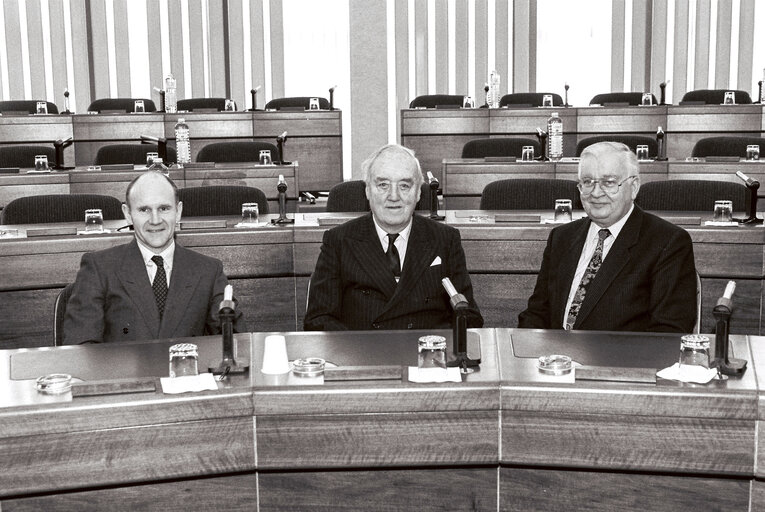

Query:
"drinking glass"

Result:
[[679, 334, 710, 369], [224, 99, 236, 111], [746, 145, 760, 161], [418, 335, 447, 369], [554, 199, 573, 222], [169, 343, 199, 377], [241, 203, 259, 225], [259, 150, 272, 165], [641, 93, 653, 106], [309, 97, 320, 110], [636, 145, 650, 161], [146, 152, 159, 167], [521, 146, 535, 161], [542, 94, 554, 107], [463, 96, 475, 108], [36, 101, 48, 114], [34, 155, 49, 172], [713, 200, 733, 223], [723, 91, 736, 105], [84, 209, 104, 232], [134, 100, 145, 113]]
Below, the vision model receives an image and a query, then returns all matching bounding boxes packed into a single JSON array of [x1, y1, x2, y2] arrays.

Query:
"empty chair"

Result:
[[691, 136, 765, 158], [635, 180, 749, 212], [325, 180, 431, 212], [196, 141, 279, 163], [94, 144, 177, 165], [264, 97, 330, 110], [87, 98, 157, 113], [680, 89, 752, 105], [499, 93, 563, 108], [178, 185, 269, 217], [461, 138, 541, 158], [576, 135, 658, 157], [177, 98, 229, 112], [53, 283, 75, 346], [0, 100, 58, 114], [0, 145, 56, 168], [589, 92, 657, 106], [409, 94, 465, 109], [480, 178, 582, 210], [0, 194, 124, 224]]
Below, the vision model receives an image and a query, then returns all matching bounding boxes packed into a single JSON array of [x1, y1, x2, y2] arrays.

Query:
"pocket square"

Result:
[[430, 256, 442, 267]]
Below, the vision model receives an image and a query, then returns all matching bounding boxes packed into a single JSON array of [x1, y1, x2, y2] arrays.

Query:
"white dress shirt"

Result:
[[136, 240, 175, 287], [373, 217, 413, 282]]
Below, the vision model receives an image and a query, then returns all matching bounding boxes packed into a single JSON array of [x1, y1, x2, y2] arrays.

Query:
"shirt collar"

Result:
[[137, 239, 175, 269], [372, 216, 413, 245], [589, 204, 634, 240]]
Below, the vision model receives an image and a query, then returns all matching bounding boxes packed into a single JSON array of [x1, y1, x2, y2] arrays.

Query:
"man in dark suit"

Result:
[[304, 144, 482, 331], [63, 171, 244, 344], [518, 141, 697, 333]]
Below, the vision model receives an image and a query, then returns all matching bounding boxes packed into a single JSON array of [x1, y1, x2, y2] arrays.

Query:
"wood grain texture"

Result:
[[258, 468, 497, 511], [256, 411, 499, 469], [500, 467, 750, 512]]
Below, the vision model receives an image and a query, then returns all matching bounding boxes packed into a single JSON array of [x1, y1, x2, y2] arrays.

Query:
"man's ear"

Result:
[[121, 203, 132, 224], [176, 201, 183, 222]]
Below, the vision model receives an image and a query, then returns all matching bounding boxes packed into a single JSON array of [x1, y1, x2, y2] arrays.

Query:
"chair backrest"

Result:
[[177, 98, 229, 112], [635, 179, 749, 212], [499, 93, 563, 107], [691, 136, 765, 158], [409, 94, 465, 109], [576, 135, 658, 157], [480, 178, 583, 210], [325, 180, 431, 212], [0, 194, 124, 224], [87, 98, 157, 113], [196, 141, 279, 163], [178, 185, 269, 216], [53, 283, 75, 346], [264, 97, 330, 110], [461, 138, 541, 158], [94, 144, 178, 165], [0, 100, 59, 114], [681, 89, 753, 105], [589, 92, 657, 106], [0, 145, 56, 168]]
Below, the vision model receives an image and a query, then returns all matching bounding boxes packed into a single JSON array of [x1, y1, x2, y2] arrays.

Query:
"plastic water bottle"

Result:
[[488, 70, 500, 108], [165, 74, 177, 113], [547, 112, 563, 160], [175, 118, 191, 164], [147, 157, 169, 177]]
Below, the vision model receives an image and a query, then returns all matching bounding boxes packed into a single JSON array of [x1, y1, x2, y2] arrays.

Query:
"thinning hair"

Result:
[[125, 171, 179, 208], [578, 141, 639, 178], [361, 144, 424, 189]]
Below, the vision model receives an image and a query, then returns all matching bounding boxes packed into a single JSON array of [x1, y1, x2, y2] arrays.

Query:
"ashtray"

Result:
[[36, 373, 72, 394], [292, 357, 326, 378], [537, 355, 573, 375]]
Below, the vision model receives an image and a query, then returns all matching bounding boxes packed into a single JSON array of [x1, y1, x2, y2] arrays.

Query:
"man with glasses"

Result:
[[518, 141, 697, 332]]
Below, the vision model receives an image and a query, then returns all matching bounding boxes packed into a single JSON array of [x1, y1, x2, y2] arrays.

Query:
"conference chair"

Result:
[[680, 89, 753, 105], [53, 283, 75, 346], [177, 98, 229, 112], [87, 98, 157, 113], [589, 92, 657, 106], [325, 180, 431, 212], [196, 141, 279, 163], [576, 135, 658, 157], [178, 185, 269, 217], [461, 138, 541, 158], [408, 95, 465, 109], [0, 100, 58, 114], [479, 178, 582, 210], [94, 144, 177, 166], [499, 92, 563, 108], [0, 145, 56, 168], [0, 194, 124, 224], [691, 136, 765, 158], [264, 97, 330, 110], [635, 179, 749, 212]]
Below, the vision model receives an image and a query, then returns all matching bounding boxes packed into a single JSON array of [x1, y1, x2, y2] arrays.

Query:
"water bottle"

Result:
[[175, 118, 191, 164], [488, 70, 500, 108], [165, 74, 177, 113], [547, 112, 563, 160], [147, 157, 169, 177]]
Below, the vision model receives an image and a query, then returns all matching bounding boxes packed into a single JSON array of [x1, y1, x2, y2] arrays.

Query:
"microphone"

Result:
[[483, 83, 490, 108], [564, 83, 570, 107], [208, 284, 248, 376], [277, 131, 288, 142], [442, 277, 468, 311], [441, 277, 480, 372], [659, 79, 670, 105], [733, 171, 762, 224], [250, 85, 261, 111], [655, 126, 667, 161], [329, 85, 337, 110], [536, 128, 549, 161], [63, 89, 72, 114], [154, 86, 166, 112], [301, 191, 316, 204], [712, 280, 747, 375], [53, 137, 74, 170], [757, 81, 763, 104], [426, 171, 444, 220], [271, 174, 295, 224], [140, 135, 168, 164], [276, 131, 290, 165]]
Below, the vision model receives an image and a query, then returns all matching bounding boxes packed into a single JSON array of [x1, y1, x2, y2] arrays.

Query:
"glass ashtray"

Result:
[[537, 355, 573, 375], [292, 357, 326, 378], [36, 373, 72, 395]]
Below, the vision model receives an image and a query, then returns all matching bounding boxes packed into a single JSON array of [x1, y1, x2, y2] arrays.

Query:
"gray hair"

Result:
[[361, 144, 424, 189], [578, 141, 639, 178]]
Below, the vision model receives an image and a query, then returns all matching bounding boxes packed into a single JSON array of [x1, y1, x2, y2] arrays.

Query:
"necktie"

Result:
[[386, 233, 401, 278], [565, 228, 610, 330], [151, 255, 168, 320]]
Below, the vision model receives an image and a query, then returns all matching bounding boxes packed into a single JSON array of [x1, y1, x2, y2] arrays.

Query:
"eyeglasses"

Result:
[[577, 175, 637, 195]]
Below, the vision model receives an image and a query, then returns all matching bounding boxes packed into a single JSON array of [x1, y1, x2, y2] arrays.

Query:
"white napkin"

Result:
[[407, 366, 462, 383], [704, 221, 739, 227], [656, 363, 718, 384], [160, 373, 218, 394]]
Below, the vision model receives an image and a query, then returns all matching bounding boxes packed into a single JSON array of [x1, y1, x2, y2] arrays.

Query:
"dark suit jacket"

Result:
[[63, 240, 245, 344], [304, 213, 483, 331], [518, 206, 697, 333]]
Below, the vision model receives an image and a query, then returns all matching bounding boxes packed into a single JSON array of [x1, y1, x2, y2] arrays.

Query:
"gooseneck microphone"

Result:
[[276, 131, 290, 165], [441, 277, 480, 372], [655, 126, 667, 161], [536, 128, 549, 161], [329, 85, 337, 111], [63, 89, 72, 114], [659, 79, 670, 105], [271, 174, 295, 224], [140, 135, 168, 164], [564, 83, 570, 107], [250, 85, 261, 111], [53, 137, 74, 170], [153, 86, 166, 113], [733, 171, 762, 224], [713, 281, 747, 376], [209, 285, 248, 376], [426, 171, 444, 220]]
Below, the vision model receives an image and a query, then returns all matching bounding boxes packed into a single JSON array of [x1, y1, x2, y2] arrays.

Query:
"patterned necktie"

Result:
[[386, 233, 401, 278], [565, 228, 611, 330], [151, 255, 168, 320]]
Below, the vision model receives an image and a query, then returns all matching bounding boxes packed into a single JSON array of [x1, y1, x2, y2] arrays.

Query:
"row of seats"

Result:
[[410, 89, 756, 108]]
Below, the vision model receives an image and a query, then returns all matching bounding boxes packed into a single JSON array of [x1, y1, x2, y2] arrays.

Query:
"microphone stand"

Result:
[[141, 135, 169, 164], [536, 129, 549, 161], [271, 176, 294, 224], [250, 89, 257, 111], [209, 289, 249, 376], [329, 87, 336, 111], [442, 278, 480, 373], [758, 81, 763, 104], [733, 171, 762, 224], [159, 90, 166, 113], [655, 126, 667, 161], [564, 83, 570, 107], [712, 281, 747, 376], [63, 90, 72, 115], [427, 172, 444, 220], [52, 138, 74, 170], [659, 82, 667, 105], [276, 135, 291, 165]]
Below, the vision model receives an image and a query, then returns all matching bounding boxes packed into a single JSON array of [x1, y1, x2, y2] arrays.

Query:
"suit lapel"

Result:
[[116, 241, 161, 337], [348, 214, 398, 299], [554, 220, 590, 326], [159, 245, 201, 338]]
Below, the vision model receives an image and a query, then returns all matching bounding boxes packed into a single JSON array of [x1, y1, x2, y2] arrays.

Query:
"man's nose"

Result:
[[149, 210, 162, 223], [388, 185, 400, 200]]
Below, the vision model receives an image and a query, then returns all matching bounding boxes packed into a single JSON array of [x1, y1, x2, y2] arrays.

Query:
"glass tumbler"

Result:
[[521, 146, 535, 161], [34, 155, 49, 172], [679, 334, 711, 368], [641, 93, 653, 106], [36, 101, 48, 114], [241, 203, 259, 224], [713, 200, 733, 223], [134, 100, 145, 113], [309, 97, 320, 110], [542, 94, 554, 107], [418, 335, 447, 369], [746, 145, 760, 161], [723, 91, 736, 105], [259, 150, 272, 165], [169, 343, 199, 377], [554, 199, 573, 222], [84, 209, 104, 232], [636, 145, 650, 161]]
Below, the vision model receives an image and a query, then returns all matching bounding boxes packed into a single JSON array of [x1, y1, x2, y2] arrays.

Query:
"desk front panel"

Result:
[[72, 113, 166, 165], [666, 105, 764, 159], [0, 173, 69, 208]]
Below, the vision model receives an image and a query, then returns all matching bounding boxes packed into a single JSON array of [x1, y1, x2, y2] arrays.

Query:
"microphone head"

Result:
[[64, 89, 69, 97], [277, 130, 288, 141], [329, 85, 338, 92]]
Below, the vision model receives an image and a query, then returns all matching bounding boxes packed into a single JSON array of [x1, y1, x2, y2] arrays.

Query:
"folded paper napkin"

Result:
[[407, 366, 462, 383], [704, 221, 739, 227], [160, 373, 218, 394], [656, 363, 718, 384]]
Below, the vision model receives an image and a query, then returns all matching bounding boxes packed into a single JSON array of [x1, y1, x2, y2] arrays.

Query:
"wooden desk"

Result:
[[0, 329, 760, 510], [72, 112, 165, 165], [0, 114, 75, 166], [667, 104, 764, 159]]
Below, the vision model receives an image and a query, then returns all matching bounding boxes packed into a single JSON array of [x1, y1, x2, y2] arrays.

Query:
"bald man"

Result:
[[63, 171, 244, 344]]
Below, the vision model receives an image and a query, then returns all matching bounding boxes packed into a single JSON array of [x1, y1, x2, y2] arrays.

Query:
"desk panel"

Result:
[[72, 113, 165, 165], [0, 173, 69, 207]]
